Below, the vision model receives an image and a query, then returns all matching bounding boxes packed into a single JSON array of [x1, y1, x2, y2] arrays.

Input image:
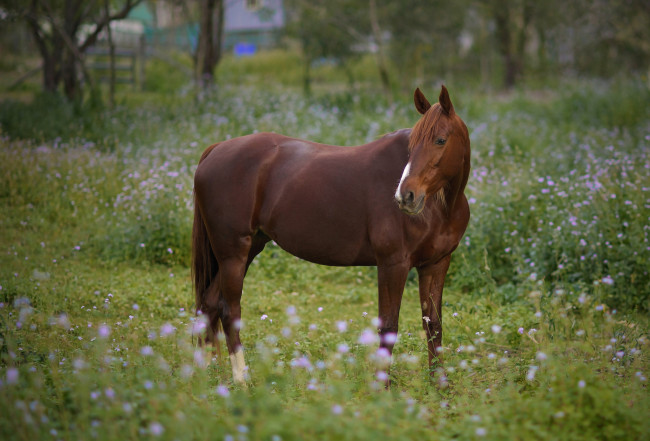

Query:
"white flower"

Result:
[[491, 325, 502, 334]]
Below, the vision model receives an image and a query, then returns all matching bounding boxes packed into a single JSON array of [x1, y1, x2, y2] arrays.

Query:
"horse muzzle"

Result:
[[396, 191, 425, 215]]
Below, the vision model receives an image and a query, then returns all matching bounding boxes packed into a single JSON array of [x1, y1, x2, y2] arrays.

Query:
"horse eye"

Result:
[[435, 138, 446, 145]]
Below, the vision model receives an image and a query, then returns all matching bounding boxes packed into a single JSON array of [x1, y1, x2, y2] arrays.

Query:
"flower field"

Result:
[[1, 81, 649, 440]]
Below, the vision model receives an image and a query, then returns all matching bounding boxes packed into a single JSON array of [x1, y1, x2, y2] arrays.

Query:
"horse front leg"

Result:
[[376, 261, 409, 386], [417, 255, 451, 376]]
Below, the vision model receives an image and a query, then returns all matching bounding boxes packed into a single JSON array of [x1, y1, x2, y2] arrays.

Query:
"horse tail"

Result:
[[191, 191, 218, 316], [192, 143, 221, 324]]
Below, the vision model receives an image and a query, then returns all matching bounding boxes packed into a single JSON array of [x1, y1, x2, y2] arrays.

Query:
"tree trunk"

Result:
[[62, 51, 80, 101], [369, 0, 391, 98], [196, 0, 224, 89], [494, 4, 516, 88], [302, 56, 311, 96], [105, 0, 116, 107]]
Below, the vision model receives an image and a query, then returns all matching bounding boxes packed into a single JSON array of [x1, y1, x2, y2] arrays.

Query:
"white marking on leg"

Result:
[[229, 347, 247, 384], [395, 162, 411, 200]]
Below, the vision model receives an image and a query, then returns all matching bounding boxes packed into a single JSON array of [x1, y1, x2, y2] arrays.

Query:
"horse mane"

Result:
[[408, 104, 444, 153]]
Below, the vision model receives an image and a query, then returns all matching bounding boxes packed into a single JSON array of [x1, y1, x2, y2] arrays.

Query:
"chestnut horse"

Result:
[[192, 86, 470, 383]]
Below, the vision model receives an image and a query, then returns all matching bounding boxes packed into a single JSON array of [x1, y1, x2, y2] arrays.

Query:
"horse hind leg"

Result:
[[199, 277, 224, 359], [218, 233, 269, 383]]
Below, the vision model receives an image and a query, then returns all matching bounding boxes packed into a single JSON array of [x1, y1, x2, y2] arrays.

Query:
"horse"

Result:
[[192, 86, 470, 384]]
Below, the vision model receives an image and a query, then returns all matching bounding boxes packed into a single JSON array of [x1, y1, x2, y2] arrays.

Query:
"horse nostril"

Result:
[[404, 191, 414, 204]]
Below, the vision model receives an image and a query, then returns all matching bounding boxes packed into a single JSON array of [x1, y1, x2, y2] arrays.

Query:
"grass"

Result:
[[1, 70, 649, 440]]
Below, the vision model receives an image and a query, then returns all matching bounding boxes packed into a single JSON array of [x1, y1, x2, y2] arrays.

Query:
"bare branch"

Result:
[[79, 0, 143, 53]]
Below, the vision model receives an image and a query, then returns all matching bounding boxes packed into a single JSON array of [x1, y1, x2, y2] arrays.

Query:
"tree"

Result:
[[1, 0, 142, 101], [478, 0, 534, 88], [284, 0, 366, 95], [194, 0, 224, 88]]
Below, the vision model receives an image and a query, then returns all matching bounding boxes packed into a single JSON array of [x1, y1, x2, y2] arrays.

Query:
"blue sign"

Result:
[[234, 42, 257, 57]]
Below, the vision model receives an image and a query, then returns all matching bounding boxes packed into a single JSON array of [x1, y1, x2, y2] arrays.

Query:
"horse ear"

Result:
[[413, 88, 431, 115], [439, 85, 455, 115]]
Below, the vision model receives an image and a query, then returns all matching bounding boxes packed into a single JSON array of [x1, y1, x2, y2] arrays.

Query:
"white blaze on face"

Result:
[[395, 162, 411, 200], [229, 347, 247, 384]]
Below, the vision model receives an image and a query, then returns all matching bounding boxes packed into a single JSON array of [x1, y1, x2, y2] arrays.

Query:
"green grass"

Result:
[[1, 77, 649, 440]]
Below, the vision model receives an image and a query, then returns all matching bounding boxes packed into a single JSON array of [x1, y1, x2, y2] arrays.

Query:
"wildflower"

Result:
[[194, 350, 207, 368], [595, 304, 604, 311], [286, 305, 296, 316], [336, 321, 347, 332], [149, 422, 164, 436], [98, 324, 110, 338], [375, 347, 391, 360], [376, 371, 388, 382], [518, 327, 524, 334], [578, 380, 586, 388], [476, 428, 487, 436], [160, 323, 174, 337], [536, 352, 548, 361], [104, 388, 115, 399], [260, 314, 268, 320], [331, 404, 343, 415], [358, 329, 378, 345], [140, 346, 154, 356], [6, 368, 18, 385], [318, 307, 323, 312], [382, 333, 397, 345], [491, 325, 502, 334], [216, 385, 230, 397], [452, 312, 459, 317], [422, 316, 430, 323], [337, 343, 349, 354], [601, 276, 614, 285], [526, 366, 538, 381]]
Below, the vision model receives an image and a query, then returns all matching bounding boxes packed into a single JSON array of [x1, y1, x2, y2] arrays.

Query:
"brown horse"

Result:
[[192, 86, 470, 383]]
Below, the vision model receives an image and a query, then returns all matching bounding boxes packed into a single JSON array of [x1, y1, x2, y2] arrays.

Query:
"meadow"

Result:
[[1, 67, 649, 440]]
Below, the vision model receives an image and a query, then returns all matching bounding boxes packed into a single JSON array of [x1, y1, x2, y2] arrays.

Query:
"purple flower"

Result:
[[216, 384, 230, 397], [98, 324, 110, 338], [358, 329, 378, 345], [149, 422, 164, 436], [6, 368, 18, 385]]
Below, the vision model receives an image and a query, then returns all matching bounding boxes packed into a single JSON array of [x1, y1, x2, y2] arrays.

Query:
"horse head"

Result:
[[395, 85, 470, 215]]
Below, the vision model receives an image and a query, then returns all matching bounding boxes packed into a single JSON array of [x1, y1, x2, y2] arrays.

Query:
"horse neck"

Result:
[[444, 147, 471, 214]]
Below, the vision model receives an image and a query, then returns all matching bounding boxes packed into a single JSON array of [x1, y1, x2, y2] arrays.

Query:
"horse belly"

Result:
[[259, 182, 375, 266]]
